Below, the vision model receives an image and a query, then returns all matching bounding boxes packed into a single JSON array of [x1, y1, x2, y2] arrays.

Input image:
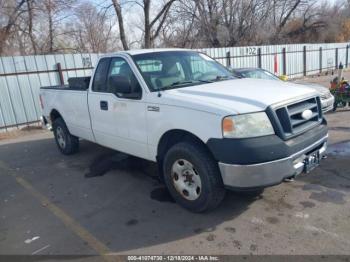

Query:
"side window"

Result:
[[92, 58, 110, 92], [107, 57, 142, 99]]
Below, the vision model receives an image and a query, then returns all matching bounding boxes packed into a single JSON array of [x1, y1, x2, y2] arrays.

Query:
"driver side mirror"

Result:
[[108, 75, 132, 94]]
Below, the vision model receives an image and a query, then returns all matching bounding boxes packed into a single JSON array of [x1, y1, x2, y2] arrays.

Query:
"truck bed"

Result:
[[41, 76, 91, 91], [40, 85, 83, 91]]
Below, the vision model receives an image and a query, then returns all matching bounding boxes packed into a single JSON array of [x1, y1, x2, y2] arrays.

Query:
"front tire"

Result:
[[163, 141, 226, 212], [53, 118, 79, 155]]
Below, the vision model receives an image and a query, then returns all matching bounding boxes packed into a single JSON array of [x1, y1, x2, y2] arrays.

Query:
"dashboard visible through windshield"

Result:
[[131, 51, 235, 92]]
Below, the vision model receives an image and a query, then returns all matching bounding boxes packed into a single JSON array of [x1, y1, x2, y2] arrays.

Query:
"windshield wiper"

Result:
[[209, 75, 232, 82], [160, 80, 212, 91]]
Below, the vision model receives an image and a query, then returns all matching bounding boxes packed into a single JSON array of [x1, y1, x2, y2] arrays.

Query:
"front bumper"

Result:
[[218, 135, 327, 189]]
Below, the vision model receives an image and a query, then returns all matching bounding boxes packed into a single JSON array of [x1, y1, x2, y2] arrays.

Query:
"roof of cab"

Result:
[[105, 48, 194, 57], [128, 48, 193, 55]]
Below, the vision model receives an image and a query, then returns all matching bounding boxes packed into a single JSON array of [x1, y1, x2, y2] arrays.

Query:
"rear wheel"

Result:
[[163, 141, 225, 212], [53, 118, 79, 155]]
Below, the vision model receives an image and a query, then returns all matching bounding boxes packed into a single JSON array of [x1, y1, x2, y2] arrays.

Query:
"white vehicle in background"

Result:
[[40, 49, 328, 212], [230, 67, 335, 113]]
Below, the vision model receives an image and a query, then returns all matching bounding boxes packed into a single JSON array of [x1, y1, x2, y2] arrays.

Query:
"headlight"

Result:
[[222, 112, 274, 138]]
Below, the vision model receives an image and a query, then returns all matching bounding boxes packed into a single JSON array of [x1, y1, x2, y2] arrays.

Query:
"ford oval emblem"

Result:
[[301, 109, 313, 120]]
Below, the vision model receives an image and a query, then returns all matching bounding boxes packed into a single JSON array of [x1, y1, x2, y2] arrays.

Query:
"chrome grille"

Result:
[[273, 97, 322, 139]]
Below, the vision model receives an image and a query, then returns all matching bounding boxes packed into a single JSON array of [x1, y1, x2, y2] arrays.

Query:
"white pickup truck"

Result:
[[40, 49, 328, 212]]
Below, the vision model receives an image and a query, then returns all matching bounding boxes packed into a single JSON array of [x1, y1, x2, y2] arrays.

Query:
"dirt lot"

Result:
[[0, 102, 350, 257]]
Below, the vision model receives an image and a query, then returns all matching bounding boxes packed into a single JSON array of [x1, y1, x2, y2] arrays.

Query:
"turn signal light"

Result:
[[222, 118, 234, 133]]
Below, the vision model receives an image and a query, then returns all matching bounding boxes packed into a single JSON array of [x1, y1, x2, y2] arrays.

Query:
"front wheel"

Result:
[[53, 118, 79, 155], [163, 142, 226, 212]]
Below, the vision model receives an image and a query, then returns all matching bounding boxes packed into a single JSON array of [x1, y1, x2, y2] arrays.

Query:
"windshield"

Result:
[[131, 51, 235, 91], [240, 69, 280, 81]]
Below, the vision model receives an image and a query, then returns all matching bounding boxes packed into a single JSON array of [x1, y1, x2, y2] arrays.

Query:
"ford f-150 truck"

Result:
[[40, 49, 328, 212]]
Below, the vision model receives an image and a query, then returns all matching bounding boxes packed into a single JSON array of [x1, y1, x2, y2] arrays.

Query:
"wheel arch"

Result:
[[50, 109, 63, 123], [156, 129, 216, 181]]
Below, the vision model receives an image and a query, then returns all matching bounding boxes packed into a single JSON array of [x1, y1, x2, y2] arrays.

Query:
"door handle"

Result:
[[100, 101, 108, 110]]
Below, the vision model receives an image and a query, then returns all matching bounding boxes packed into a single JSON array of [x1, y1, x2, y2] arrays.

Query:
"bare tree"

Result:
[[1, 0, 349, 55], [26, 0, 37, 54], [0, 0, 27, 55], [111, 0, 129, 50], [174, 0, 270, 47], [71, 3, 118, 53], [143, 0, 177, 48], [270, 0, 305, 40], [35, 0, 76, 53], [110, 0, 176, 49], [159, 0, 198, 48]]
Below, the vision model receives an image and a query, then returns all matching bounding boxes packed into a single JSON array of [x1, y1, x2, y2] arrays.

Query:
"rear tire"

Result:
[[163, 141, 226, 212], [53, 118, 79, 155]]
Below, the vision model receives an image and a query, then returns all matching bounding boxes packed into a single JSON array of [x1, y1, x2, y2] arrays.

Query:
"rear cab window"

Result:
[[92, 58, 111, 92]]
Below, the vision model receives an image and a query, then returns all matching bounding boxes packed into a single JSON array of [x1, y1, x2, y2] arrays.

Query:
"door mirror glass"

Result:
[[108, 75, 132, 94]]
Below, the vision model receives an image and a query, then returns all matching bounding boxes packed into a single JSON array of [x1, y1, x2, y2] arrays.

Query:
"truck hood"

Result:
[[167, 78, 318, 114]]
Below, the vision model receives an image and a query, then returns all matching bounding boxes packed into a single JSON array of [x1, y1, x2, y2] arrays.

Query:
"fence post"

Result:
[[282, 48, 286, 75], [57, 63, 64, 85], [335, 48, 339, 69], [346, 45, 349, 68], [226, 51, 231, 67], [303, 46, 307, 76], [319, 47, 322, 73], [257, 48, 262, 68]]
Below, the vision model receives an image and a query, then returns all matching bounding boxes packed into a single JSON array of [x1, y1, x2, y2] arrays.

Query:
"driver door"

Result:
[[88, 56, 148, 158]]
